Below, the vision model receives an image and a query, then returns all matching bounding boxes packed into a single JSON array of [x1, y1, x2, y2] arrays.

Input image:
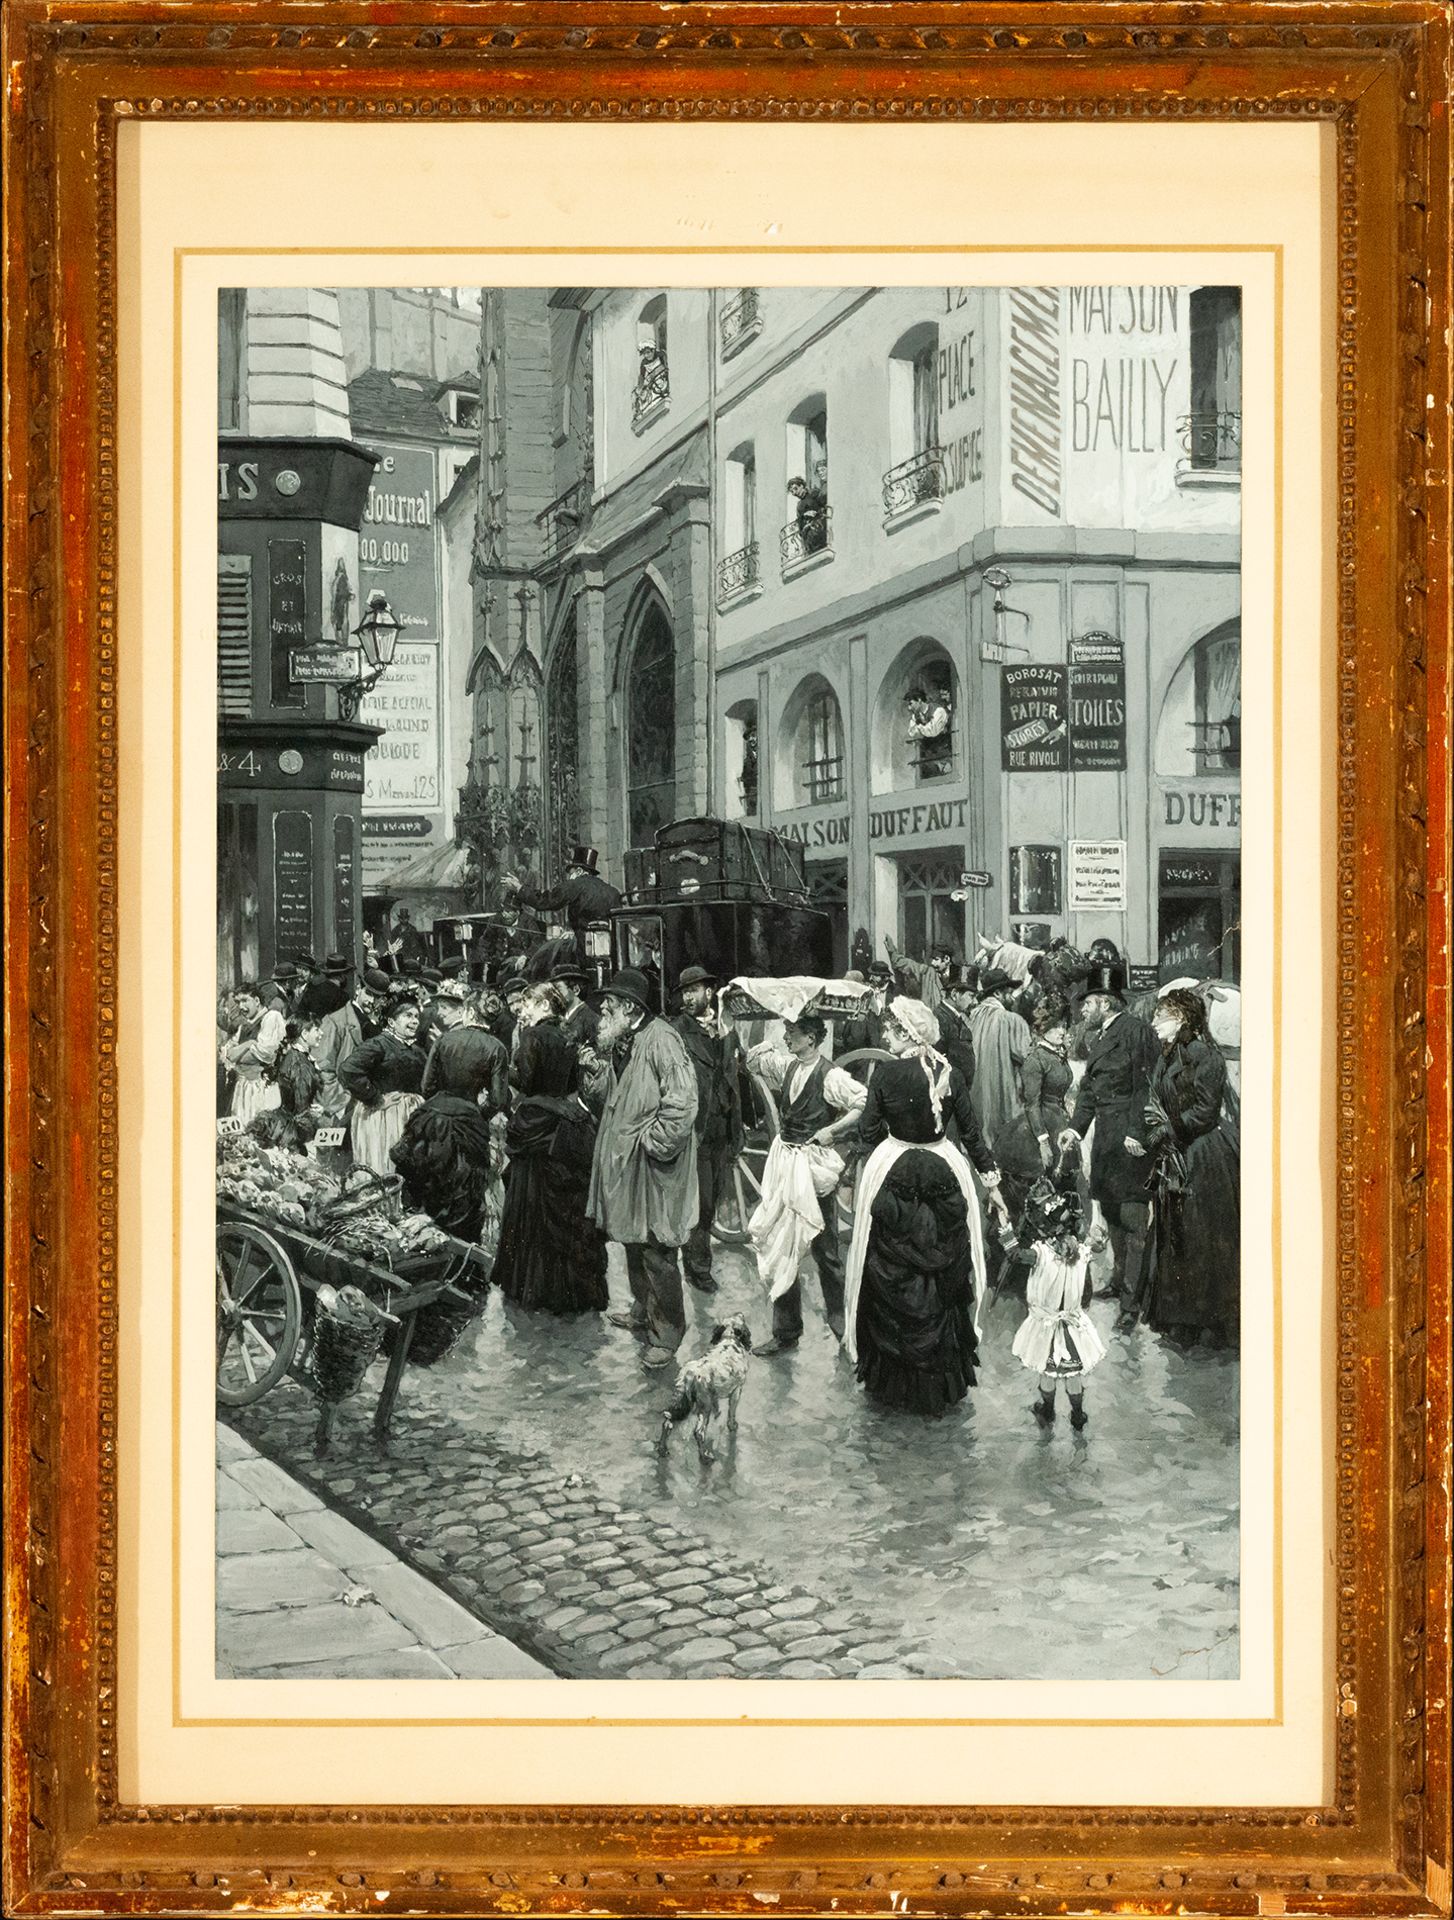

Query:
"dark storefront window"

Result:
[[898, 852, 966, 961], [1158, 850, 1240, 982], [806, 857, 849, 973], [1011, 844, 1064, 917], [626, 601, 676, 848]]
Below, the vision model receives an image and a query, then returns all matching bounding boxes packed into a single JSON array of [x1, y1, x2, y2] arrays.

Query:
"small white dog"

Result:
[[656, 1315, 753, 1462]]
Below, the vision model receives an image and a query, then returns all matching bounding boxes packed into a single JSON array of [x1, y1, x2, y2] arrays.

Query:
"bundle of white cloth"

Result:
[[747, 1137, 844, 1300]]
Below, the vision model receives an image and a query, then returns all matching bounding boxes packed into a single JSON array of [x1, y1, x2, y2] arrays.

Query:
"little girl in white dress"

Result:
[[1011, 1168, 1107, 1428]]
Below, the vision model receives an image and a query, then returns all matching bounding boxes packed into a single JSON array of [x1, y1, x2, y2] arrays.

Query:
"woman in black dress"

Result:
[[995, 997, 1075, 1219], [492, 983, 609, 1314], [1143, 987, 1241, 1348], [844, 998, 1003, 1416], [337, 995, 427, 1176]]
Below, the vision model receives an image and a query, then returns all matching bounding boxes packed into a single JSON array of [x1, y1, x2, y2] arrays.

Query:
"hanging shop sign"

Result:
[[1128, 965, 1161, 993], [1068, 838, 1127, 910], [1001, 663, 1069, 771], [1068, 631, 1127, 771], [958, 869, 994, 889], [290, 645, 361, 685]]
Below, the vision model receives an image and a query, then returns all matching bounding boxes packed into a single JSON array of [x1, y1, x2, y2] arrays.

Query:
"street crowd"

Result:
[[217, 896, 1241, 1431]]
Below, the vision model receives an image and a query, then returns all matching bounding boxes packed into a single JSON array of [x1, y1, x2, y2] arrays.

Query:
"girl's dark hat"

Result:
[[1083, 964, 1127, 1001], [602, 967, 652, 1010]]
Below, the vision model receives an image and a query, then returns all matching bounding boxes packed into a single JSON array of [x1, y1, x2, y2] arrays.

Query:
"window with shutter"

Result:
[[217, 554, 253, 718]]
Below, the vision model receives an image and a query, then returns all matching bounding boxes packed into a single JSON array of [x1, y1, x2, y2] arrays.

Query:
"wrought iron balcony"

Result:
[[883, 446, 947, 517], [779, 506, 833, 571], [717, 541, 761, 603], [632, 353, 670, 430], [1177, 409, 1241, 474], [535, 478, 591, 562], [719, 288, 762, 358]]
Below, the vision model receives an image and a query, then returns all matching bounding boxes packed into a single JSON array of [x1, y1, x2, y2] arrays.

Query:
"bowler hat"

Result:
[[361, 967, 391, 994], [602, 967, 652, 1010], [422, 967, 443, 986], [568, 845, 600, 875], [867, 960, 893, 981], [271, 962, 299, 984], [439, 956, 467, 979], [1083, 963, 1127, 1002], [676, 964, 717, 992], [978, 967, 1016, 995], [294, 953, 320, 972], [550, 959, 587, 985], [323, 953, 351, 977]]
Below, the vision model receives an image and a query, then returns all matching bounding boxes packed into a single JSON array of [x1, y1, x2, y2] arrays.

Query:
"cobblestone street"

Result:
[[223, 1242, 1239, 1682]]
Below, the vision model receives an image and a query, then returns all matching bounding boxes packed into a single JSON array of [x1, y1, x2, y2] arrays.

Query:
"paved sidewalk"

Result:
[[216, 1423, 556, 1680]]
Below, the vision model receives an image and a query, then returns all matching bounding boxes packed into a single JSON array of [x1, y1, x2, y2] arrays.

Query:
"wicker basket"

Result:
[[307, 1312, 388, 1404]]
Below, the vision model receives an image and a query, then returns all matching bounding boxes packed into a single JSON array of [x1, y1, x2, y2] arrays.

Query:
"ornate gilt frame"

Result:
[[3, 2, 1450, 1912]]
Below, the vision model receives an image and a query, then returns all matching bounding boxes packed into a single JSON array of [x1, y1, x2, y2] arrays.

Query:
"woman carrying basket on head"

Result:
[[843, 996, 1005, 1417]]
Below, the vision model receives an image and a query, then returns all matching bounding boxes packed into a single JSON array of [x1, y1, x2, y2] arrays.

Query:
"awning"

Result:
[[378, 838, 476, 893]]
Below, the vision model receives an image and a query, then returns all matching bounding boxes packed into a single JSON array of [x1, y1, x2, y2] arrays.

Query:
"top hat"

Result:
[[568, 845, 600, 875], [323, 953, 351, 976], [550, 960, 587, 985], [945, 963, 979, 992], [676, 964, 717, 992], [978, 967, 1016, 996], [601, 967, 652, 1011], [1083, 964, 1127, 1002]]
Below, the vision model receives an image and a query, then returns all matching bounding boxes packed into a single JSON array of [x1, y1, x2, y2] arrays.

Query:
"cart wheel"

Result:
[[711, 1072, 779, 1246], [216, 1221, 302, 1407]]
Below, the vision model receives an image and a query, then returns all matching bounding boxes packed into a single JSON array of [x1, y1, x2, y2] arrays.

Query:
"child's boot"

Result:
[[1068, 1391, 1088, 1430], [1033, 1386, 1056, 1427]]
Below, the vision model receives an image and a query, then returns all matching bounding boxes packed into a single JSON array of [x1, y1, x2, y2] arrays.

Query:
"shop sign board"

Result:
[[1000, 664, 1069, 771], [1068, 838, 1127, 910], [357, 439, 438, 640], [290, 646, 361, 685], [1128, 964, 1161, 992], [1068, 631, 1127, 771], [273, 810, 314, 957], [958, 869, 993, 889]]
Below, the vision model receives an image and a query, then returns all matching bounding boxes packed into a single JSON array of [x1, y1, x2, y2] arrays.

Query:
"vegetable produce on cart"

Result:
[[215, 1123, 492, 1453]]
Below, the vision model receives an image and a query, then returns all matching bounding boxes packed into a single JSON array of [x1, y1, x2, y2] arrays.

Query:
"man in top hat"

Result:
[[588, 968, 699, 1366], [315, 966, 390, 1119], [967, 965, 1032, 1150], [1058, 964, 1160, 1316], [503, 845, 622, 964], [297, 952, 351, 1022], [936, 965, 979, 1091], [670, 965, 744, 1296]]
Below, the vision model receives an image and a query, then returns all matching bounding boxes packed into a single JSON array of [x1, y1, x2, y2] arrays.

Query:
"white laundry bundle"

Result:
[[748, 1137, 843, 1300]]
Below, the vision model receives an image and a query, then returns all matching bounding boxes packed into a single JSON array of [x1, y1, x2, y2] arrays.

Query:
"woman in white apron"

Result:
[[843, 997, 1003, 1416], [221, 985, 286, 1127], [336, 994, 427, 1178]]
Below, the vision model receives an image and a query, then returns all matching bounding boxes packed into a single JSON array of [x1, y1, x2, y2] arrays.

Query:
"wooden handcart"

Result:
[[215, 1200, 488, 1454]]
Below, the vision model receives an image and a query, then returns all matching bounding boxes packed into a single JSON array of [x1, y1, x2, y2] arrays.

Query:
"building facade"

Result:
[[707, 283, 1242, 981], [216, 287, 381, 989]]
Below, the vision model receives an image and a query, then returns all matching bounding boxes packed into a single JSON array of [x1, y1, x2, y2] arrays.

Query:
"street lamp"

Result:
[[981, 565, 1032, 665], [338, 591, 404, 721]]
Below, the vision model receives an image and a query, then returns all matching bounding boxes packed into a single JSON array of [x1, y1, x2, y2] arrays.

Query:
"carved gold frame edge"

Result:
[[3, 4, 1450, 1914]]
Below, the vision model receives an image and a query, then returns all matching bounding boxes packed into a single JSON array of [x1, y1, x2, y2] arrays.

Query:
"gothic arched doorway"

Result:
[[626, 598, 676, 848]]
